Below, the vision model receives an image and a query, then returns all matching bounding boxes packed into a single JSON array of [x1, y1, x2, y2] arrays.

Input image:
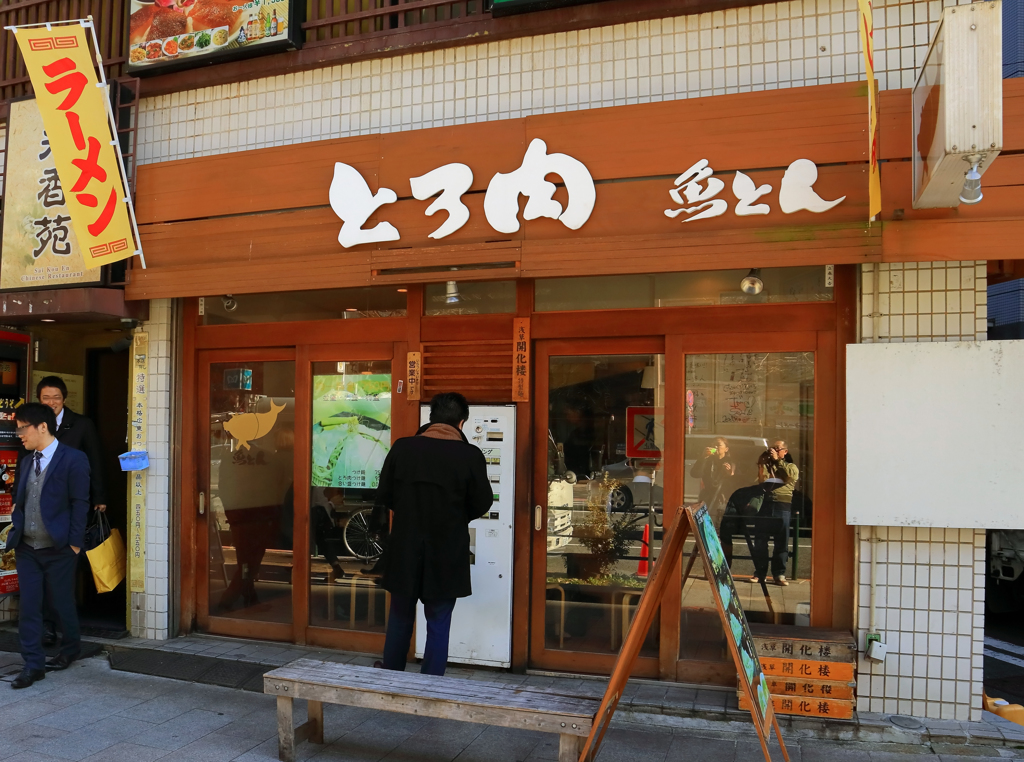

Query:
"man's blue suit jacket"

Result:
[[5, 443, 90, 551]]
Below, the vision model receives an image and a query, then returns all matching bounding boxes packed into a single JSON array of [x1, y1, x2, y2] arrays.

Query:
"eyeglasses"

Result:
[[16, 425, 36, 434]]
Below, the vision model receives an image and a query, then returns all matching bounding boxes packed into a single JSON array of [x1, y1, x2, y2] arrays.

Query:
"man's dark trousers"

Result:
[[15, 544, 80, 670], [382, 593, 456, 676]]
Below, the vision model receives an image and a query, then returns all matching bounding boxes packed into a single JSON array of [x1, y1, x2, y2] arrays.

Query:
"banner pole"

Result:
[[82, 15, 147, 269]]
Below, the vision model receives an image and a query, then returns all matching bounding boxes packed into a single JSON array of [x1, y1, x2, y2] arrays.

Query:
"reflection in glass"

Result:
[[425, 280, 516, 315], [201, 287, 407, 325], [208, 362, 295, 623], [534, 267, 832, 312], [681, 352, 814, 667], [308, 361, 392, 632], [546, 355, 664, 656]]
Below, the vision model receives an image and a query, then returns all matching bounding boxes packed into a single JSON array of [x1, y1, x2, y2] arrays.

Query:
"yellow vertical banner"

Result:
[[857, 0, 882, 219], [13, 23, 136, 267], [128, 331, 148, 593]]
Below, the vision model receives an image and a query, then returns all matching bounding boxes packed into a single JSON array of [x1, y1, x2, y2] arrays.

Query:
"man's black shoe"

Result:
[[42, 632, 58, 647], [11, 669, 45, 689], [44, 653, 78, 671]]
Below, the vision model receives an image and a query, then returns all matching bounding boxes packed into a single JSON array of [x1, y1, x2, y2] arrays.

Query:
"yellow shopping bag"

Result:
[[85, 524, 127, 594]]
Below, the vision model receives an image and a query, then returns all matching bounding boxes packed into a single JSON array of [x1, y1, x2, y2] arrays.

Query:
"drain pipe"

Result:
[[865, 526, 887, 662], [871, 263, 881, 342]]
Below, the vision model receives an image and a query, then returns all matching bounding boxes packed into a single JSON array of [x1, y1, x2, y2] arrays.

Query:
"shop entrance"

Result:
[[531, 334, 822, 683], [196, 344, 398, 649]]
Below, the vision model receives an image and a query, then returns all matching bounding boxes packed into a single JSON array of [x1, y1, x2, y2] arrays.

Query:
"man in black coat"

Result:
[[6, 403, 90, 688], [37, 376, 106, 513], [375, 392, 492, 676]]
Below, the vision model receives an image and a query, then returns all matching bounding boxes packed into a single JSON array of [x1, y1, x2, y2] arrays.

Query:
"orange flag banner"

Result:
[[13, 23, 137, 268]]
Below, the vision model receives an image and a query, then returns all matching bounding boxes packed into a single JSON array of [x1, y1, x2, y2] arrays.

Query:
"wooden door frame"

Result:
[[530, 336, 666, 678], [195, 346, 297, 643], [298, 342, 402, 652]]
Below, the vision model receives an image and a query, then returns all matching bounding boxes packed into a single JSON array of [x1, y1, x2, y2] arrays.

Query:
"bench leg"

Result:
[[307, 699, 324, 744], [558, 734, 590, 762], [277, 696, 295, 762]]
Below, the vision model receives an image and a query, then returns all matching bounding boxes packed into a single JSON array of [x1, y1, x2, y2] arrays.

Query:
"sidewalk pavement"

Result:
[[0, 653, 1018, 762]]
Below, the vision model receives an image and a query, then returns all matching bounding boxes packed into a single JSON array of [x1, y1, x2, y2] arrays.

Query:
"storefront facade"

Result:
[[117, 0, 1024, 722]]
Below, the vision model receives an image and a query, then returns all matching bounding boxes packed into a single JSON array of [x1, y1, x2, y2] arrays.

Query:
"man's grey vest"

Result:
[[22, 454, 53, 549]]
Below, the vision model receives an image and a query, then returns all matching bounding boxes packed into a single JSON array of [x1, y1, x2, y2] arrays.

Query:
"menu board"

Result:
[[127, 0, 300, 73], [311, 373, 391, 489], [688, 504, 773, 734], [0, 525, 17, 593], [0, 449, 18, 521]]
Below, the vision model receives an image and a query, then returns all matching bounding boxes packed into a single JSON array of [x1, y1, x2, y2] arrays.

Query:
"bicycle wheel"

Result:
[[344, 508, 384, 561]]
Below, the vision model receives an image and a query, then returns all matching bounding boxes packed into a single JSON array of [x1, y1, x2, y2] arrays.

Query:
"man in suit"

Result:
[[35, 376, 106, 647], [6, 403, 90, 689], [37, 376, 106, 513]]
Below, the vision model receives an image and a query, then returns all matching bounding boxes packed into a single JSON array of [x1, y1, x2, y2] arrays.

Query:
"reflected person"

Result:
[[690, 437, 735, 529], [752, 440, 799, 587]]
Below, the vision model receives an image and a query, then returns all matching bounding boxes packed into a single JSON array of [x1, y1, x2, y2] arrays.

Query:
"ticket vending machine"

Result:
[[416, 405, 515, 668]]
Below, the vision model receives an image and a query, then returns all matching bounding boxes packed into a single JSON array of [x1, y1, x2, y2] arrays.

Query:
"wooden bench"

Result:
[[264, 658, 598, 762]]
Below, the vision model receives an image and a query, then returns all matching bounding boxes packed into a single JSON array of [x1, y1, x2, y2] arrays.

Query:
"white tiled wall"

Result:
[[856, 262, 988, 722], [860, 262, 988, 343], [856, 528, 986, 721], [131, 298, 172, 640], [136, 0, 973, 165]]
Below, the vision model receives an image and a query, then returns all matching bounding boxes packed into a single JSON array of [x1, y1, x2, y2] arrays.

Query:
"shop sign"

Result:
[[0, 100, 102, 290], [406, 352, 421, 402], [512, 319, 529, 402], [856, 0, 882, 219], [759, 656, 855, 682], [625, 407, 663, 459], [11, 23, 138, 269], [127, 0, 301, 73], [329, 141, 844, 248], [128, 331, 148, 593], [739, 692, 854, 720]]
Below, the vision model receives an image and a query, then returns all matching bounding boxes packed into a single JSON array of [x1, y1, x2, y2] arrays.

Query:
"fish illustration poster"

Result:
[[311, 374, 391, 489]]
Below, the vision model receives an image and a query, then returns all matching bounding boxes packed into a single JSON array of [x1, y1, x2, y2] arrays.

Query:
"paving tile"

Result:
[[452, 725, 546, 762], [132, 709, 235, 751], [0, 723, 67, 751], [79, 743, 168, 762], [33, 693, 147, 731], [30, 717, 158, 761], [153, 732, 264, 761], [3, 752, 76, 762]]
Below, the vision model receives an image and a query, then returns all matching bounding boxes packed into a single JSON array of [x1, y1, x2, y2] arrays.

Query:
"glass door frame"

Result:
[[195, 346, 297, 643], [195, 342, 405, 647], [297, 342, 403, 652], [530, 336, 668, 678], [530, 329, 840, 683]]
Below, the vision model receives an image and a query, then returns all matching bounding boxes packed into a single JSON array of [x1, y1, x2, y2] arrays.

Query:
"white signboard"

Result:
[[847, 341, 1024, 529]]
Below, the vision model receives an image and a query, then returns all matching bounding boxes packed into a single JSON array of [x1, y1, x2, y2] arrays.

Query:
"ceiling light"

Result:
[[41, 319, 55, 323], [740, 269, 764, 295], [396, 288, 408, 293], [959, 163, 982, 205], [345, 308, 358, 312], [445, 280, 461, 304]]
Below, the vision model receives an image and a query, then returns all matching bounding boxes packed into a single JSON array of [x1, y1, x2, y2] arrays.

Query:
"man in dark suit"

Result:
[[6, 403, 90, 689], [37, 376, 106, 513], [374, 392, 492, 676]]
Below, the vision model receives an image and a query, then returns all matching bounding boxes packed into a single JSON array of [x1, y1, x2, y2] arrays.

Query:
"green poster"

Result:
[[311, 373, 391, 489]]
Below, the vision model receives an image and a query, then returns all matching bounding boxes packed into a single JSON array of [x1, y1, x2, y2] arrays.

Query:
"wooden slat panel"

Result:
[[879, 78, 1024, 161], [521, 224, 882, 278], [421, 338, 513, 402], [135, 135, 382, 224]]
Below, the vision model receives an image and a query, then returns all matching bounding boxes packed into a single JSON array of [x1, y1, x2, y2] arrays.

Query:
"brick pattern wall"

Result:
[[860, 262, 988, 343], [136, 0, 973, 165], [855, 264, 988, 722], [856, 528, 986, 721]]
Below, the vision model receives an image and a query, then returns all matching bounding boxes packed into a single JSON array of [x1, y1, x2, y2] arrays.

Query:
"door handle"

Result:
[[198, 491, 205, 516], [534, 505, 542, 532]]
